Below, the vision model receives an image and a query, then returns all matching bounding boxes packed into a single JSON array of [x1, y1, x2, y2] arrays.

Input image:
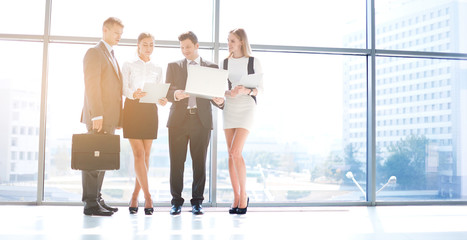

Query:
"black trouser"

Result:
[[168, 112, 211, 206]]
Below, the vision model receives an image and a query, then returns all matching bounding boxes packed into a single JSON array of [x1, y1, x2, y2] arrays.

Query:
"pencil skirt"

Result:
[[122, 98, 158, 139]]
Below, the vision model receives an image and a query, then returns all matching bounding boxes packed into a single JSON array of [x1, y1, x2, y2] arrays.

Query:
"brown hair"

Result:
[[137, 32, 155, 54], [178, 31, 198, 45], [103, 17, 124, 29], [138, 32, 154, 43], [228, 28, 252, 58]]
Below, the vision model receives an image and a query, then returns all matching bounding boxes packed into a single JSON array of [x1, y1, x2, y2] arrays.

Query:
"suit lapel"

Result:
[[115, 59, 123, 81], [98, 42, 121, 80], [199, 57, 206, 67], [182, 59, 188, 85]]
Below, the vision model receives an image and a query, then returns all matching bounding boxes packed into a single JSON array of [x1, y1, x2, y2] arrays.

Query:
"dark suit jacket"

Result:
[[81, 41, 123, 129], [166, 58, 222, 129]]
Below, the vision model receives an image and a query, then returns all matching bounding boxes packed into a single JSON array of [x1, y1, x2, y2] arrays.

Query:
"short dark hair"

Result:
[[103, 17, 124, 29], [178, 31, 198, 44]]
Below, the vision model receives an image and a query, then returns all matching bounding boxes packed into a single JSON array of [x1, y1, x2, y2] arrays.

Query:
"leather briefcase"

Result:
[[71, 133, 120, 170]]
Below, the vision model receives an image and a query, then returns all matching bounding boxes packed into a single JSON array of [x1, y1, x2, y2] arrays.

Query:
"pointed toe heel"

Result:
[[229, 207, 238, 214], [144, 207, 154, 215], [129, 200, 138, 214], [236, 197, 249, 215], [129, 207, 138, 214], [144, 200, 154, 215]]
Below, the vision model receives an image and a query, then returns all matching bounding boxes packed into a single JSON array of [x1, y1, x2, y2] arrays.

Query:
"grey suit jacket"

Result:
[[81, 41, 123, 129], [166, 58, 222, 129]]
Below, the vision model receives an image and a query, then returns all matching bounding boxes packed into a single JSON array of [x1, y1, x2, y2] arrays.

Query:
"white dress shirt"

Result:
[[188, 57, 200, 66], [174, 57, 201, 108], [122, 57, 163, 100], [220, 56, 264, 94], [102, 40, 119, 74]]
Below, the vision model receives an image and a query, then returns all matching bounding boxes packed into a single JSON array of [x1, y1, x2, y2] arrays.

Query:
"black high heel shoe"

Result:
[[144, 207, 154, 215], [144, 200, 154, 215], [229, 207, 238, 214], [129, 200, 138, 214], [236, 197, 249, 215]]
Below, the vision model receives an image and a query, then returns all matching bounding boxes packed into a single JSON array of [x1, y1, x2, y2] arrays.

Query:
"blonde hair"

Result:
[[228, 28, 252, 58], [103, 17, 124, 29]]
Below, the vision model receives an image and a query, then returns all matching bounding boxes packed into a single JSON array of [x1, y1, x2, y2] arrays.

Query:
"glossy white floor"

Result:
[[0, 205, 466, 240]]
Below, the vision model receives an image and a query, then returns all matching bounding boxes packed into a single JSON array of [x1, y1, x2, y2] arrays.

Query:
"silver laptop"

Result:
[[185, 65, 228, 99]]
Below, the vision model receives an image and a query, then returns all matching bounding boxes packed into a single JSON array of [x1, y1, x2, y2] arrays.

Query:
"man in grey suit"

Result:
[[80, 17, 124, 216], [166, 31, 224, 215]]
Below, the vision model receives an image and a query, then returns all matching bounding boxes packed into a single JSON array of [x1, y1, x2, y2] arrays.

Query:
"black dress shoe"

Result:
[[192, 204, 204, 215], [229, 207, 238, 214], [99, 200, 118, 212], [170, 205, 182, 215], [236, 197, 249, 215], [84, 205, 113, 216]]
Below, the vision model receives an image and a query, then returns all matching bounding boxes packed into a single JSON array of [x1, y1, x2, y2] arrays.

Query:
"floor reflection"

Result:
[[0, 206, 466, 240]]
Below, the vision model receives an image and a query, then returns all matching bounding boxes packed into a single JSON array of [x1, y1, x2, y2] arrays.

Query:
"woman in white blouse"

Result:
[[222, 28, 263, 214], [122, 32, 167, 215]]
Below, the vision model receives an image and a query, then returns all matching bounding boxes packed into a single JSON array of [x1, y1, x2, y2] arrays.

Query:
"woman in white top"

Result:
[[122, 32, 167, 215], [222, 28, 263, 214]]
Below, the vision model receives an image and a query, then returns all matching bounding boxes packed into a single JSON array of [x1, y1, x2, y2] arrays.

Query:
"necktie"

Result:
[[188, 60, 197, 108], [110, 50, 119, 74]]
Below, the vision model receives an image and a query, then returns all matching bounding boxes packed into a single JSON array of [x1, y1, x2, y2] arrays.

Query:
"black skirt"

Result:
[[123, 98, 158, 139]]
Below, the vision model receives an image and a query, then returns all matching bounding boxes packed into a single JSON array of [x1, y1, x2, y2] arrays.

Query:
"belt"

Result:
[[187, 108, 198, 115]]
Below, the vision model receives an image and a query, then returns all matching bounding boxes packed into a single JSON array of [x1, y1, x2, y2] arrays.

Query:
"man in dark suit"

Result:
[[80, 17, 124, 216], [166, 31, 224, 215]]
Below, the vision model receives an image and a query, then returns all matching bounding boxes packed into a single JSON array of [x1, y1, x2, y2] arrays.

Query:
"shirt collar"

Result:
[[101, 40, 113, 54], [187, 56, 201, 65], [137, 56, 151, 64]]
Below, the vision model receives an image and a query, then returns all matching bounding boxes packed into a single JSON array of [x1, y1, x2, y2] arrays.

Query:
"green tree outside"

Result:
[[379, 135, 428, 190]]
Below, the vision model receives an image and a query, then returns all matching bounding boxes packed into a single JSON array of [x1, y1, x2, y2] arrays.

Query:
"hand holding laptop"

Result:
[[175, 90, 190, 100], [212, 97, 224, 106], [229, 85, 251, 97]]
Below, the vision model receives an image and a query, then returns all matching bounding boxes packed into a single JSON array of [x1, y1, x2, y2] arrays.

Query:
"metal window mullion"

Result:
[[209, 0, 221, 207], [37, 0, 52, 205], [366, 0, 376, 205], [376, 49, 467, 60]]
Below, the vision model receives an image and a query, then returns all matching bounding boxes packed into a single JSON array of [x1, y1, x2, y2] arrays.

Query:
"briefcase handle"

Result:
[[88, 129, 111, 135]]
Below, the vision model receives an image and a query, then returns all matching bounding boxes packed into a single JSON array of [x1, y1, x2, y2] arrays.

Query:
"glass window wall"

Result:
[[375, 57, 467, 201], [50, 0, 213, 41], [0, 41, 42, 201], [376, 0, 467, 54], [0, 0, 45, 35], [216, 51, 368, 203], [220, 0, 366, 48]]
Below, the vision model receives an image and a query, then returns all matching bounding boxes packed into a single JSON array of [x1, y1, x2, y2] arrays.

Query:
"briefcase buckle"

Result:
[[94, 151, 100, 157]]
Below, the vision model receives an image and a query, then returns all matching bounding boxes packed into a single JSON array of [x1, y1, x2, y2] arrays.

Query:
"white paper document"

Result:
[[139, 82, 170, 104], [238, 73, 263, 88], [185, 65, 228, 99]]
